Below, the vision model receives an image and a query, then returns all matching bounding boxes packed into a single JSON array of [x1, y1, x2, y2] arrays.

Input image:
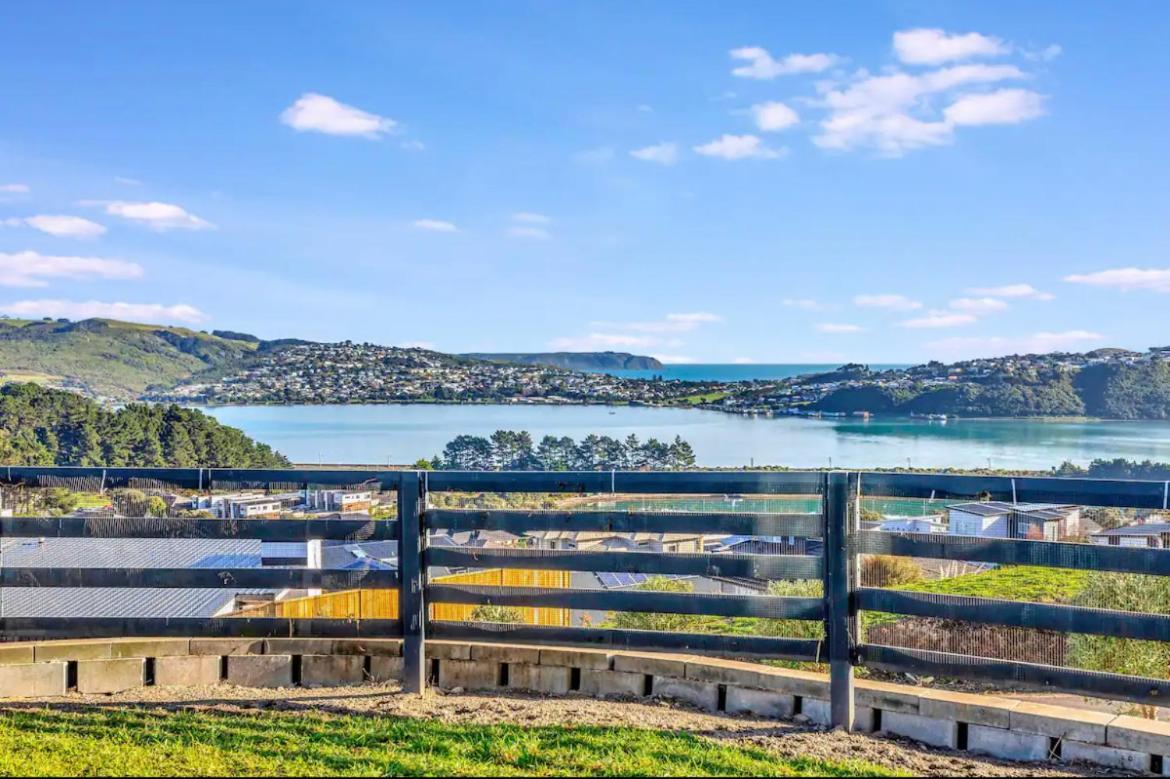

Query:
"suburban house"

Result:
[[1089, 520, 1170, 548], [871, 516, 947, 534], [525, 530, 707, 553], [303, 489, 374, 514], [946, 501, 1088, 540]]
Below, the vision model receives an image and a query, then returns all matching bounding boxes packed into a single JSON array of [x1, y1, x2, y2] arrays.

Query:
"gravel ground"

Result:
[[1, 683, 1140, 777]]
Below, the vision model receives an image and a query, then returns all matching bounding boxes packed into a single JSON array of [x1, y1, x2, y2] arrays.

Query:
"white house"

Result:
[[947, 502, 1083, 541]]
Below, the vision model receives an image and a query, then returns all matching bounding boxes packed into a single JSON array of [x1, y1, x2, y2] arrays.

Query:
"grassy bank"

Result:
[[0, 705, 901, 777]]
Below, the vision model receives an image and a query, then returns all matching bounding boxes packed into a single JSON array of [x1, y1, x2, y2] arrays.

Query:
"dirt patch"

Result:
[[1, 683, 1137, 777]]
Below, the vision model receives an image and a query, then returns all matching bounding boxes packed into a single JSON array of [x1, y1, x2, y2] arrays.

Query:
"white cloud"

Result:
[[730, 47, 839, 79], [900, 310, 978, 329], [781, 298, 823, 311], [412, 219, 458, 233], [949, 297, 1009, 314], [927, 330, 1105, 359], [893, 29, 1009, 65], [751, 101, 800, 132], [279, 92, 397, 139], [590, 312, 722, 334], [817, 323, 864, 334], [653, 354, 697, 364], [508, 226, 551, 240], [965, 283, 1054, 300], [0, 251, 142, 288], [1064, 267, 1170, 293], [630, 142, 680, 165], [693, 134, 783, 160], [512, 212, 551, 225], [854, 293, 922, 311], [549, 333, 660, 350], [2, 215, 107, 238], [637, 104, 654, 113], [85, 200, 214, 231], [0, 299, 205, 324], [0, 183, 30, 194], [813, 63, 1032, 155], [944, 88, 1046, 126], [400, 340, 436, 350], [114, 176, 142, 186]]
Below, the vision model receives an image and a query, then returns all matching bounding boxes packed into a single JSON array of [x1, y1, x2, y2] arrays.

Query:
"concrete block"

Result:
[[855, 679, 921, 715], [34, 640, 113, 662], [612, 652, 688, 679], [967, 724, 1052, 762], [539, 648, 611, 670], [1009, 702, 1112, 744], [653, 677, 719, 712], [333, 639, 402, 657], [881, 710, 959, 749], [508, 664, 571, 695], [437, 659, 498, 691], [154, 656, 221, 687], [110, 639, 191, 659], [0, 645, 35, 666], [578, 669, 646, 698], [801, 699, 874, 731], [428, 642, 473, 660], [189, 638, 264, 657], [264, 638, 335, 656], [1062, 739, 1150, 772], [471, 643, 541, 665], [77, 658, 145, 695], [725, 686, 795, 719], [369, 656, 403, 682], [302, 655, 364, 688], [917, 689, 1018, 729], [0, 662, 68, 698], [685, 658, 773, 689], [1107, 714, 1170, 755], [226, 655, 293, 688]]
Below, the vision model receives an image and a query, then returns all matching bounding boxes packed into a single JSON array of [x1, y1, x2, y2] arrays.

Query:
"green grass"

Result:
[[675, 391, 729, 405], [0, 706, 902, 778], [896, 565, 1088, 603]]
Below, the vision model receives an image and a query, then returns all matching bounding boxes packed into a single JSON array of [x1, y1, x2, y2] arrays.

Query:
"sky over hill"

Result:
[[0, 2, 1167, 364]]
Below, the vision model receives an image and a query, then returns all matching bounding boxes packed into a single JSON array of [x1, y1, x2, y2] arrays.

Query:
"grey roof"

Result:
[[1094, 523, 1170, 537], [948, 501, 1077, 520], [320, 540, 398, 571], [0, 538, 266, 619]]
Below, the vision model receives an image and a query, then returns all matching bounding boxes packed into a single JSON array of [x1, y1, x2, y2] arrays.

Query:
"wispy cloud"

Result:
[[653, 354, 697, 364], [927, 330, 1105, 359], [965, 283, 1053, 300], [2, 215, 106, 238], [817, 323, 864, 334], [730, 47, 839, 79], [508, 226, 550, 240], [944, 89, 1046, 126], [550, 333, 660, 350], [0, 183, 30, 194], [893, 28, 1009, 65], [949, 297, 1008, 314], [0, 299, 206, 324], [83, 200, 214, 231], [899, 310, 978, 329], [1065, 267, 1170, 293], [280, 93, 397, 139], [781, 298, 824, 311], [114, 176, 142, 186], [412, 219, 458, 233], [512, 212, 551, 225], [693, 134, 783, 160], [508, 212, 552, 239], [630, 142, 680, 165], [553, 313, 721, 352], [0, 251, 142, 287], [854, 293, 922, 311]]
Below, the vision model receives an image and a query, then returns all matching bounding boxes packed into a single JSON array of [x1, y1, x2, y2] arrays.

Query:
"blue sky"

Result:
[[1, 1, 1168, 364]]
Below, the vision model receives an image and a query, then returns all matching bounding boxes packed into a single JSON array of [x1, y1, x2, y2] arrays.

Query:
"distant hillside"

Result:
[[0, 318, 257, 400], [462, 352, 663, 371]]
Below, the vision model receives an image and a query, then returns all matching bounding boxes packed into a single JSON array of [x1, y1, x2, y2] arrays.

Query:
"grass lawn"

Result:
[[896, 564, 1088, 603], [0, 706, 903, 778]]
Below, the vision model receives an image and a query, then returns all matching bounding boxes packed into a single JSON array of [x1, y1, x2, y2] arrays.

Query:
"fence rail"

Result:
[[3, 466, 1170, 728]]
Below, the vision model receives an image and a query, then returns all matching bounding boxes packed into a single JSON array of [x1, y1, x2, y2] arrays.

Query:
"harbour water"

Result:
[[601, 363, 910, 381], [203, 402, 1170, 471]]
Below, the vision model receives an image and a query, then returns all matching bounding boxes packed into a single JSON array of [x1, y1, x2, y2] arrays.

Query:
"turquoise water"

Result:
[[601, 363, 911, 381], [603, 497, 946, 517], [203, 403, 1170, 470]]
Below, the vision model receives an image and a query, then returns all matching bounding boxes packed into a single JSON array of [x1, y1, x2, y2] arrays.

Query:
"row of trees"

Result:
[[1055, 458, 1170, 480], [0, 383, 289, 467], [428, 430, 697, 471]]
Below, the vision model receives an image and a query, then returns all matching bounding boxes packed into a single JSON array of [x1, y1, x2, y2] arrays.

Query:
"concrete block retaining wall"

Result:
[[1, 638, 1168, 775]]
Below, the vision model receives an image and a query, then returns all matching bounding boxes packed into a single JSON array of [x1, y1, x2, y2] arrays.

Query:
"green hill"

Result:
[[0, 318, 257, 400]]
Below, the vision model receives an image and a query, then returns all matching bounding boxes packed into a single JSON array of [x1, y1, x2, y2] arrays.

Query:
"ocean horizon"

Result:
[[599, 363, 913, 382]]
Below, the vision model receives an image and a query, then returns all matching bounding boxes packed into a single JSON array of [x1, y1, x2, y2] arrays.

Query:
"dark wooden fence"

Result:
[[2, 466, 1170, 728]]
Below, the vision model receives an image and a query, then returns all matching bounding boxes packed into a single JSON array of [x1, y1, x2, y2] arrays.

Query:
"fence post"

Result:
[[398, 470, 426, 694], [823, 470, 855, 730]]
